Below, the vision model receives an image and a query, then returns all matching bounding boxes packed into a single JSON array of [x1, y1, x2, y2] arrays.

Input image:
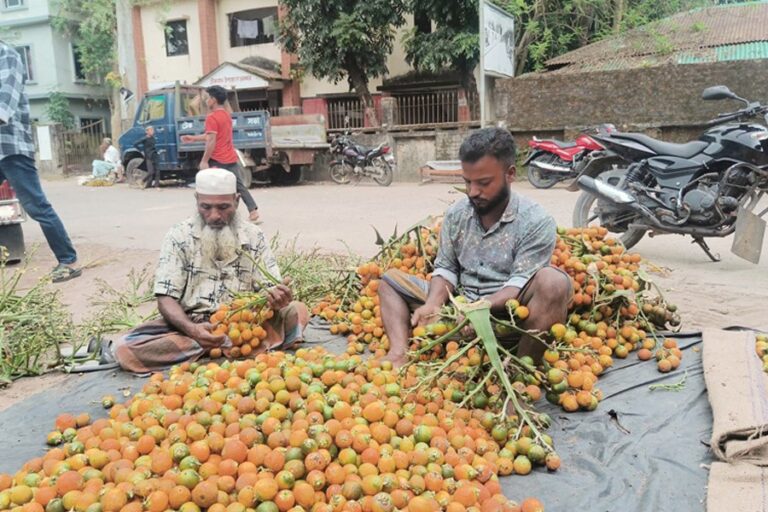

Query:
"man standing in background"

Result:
[[181, 85, 260, 222], [0, 41, 81, 282]]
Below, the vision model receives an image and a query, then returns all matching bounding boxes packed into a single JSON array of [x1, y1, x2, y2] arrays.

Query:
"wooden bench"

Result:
[[419, 160, 463, 183]]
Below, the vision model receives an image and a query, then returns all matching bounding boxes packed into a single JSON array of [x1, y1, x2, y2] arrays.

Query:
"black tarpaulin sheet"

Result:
[[507, 332, 711, 511], [0, 330, 711, 511]]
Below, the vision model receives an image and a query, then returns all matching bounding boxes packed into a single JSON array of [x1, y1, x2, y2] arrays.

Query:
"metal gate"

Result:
[[61, 120, 105, 173]]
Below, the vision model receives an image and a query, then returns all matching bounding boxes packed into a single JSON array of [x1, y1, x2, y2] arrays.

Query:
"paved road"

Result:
[[17, 177, 768, 331]]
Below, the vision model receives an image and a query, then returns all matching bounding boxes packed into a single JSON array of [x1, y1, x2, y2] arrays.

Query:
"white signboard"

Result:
[[197, 63, 269, 90], [482, 1, 515, 78], [36, 125, 52, 161]]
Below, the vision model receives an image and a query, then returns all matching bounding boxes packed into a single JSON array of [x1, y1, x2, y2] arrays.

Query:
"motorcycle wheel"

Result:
[[526, 155, 562, 189], [573, 191, 646, 249], [330, 162, 353, 185], [372, 159, 393, 187]]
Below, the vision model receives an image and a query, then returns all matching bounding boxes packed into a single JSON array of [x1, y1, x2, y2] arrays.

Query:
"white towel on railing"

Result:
[[237, 19, 260, 39]]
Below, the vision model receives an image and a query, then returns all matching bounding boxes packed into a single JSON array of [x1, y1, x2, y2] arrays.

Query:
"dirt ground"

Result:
[[2, 177, 766, 411]]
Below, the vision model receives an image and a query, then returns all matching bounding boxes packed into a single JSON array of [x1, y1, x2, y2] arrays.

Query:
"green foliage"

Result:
[[496, 0, 712, 74], [46, 92, 75, 129], [690, 21, 707, 32], [402, 0, 480, 75], [52, 0, 117, 86], [280, 0, 406, 121]]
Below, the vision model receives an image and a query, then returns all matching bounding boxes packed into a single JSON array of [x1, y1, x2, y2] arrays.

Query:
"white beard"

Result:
[[195, 211, 243, 264]]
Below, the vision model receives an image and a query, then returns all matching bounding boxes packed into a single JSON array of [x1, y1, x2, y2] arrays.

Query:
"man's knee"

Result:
[[379, 270, 400, 295], [530, 267, 572, 305]]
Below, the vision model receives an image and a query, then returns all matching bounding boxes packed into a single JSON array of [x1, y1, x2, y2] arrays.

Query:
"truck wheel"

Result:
[[126, 158, 147, 188], [268, 164, 299, 186], [282, 166, 303, 185]]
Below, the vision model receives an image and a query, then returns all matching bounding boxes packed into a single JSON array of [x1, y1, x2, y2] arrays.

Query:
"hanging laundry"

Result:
[[262, 15, 276, 38], [237, 19, 260, 39]]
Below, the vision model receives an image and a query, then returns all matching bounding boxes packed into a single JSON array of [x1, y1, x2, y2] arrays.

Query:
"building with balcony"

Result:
[[117, 0, 477, 132]]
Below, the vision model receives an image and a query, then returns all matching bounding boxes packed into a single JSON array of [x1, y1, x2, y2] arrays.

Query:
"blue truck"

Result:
[[118, 83, 328, 186]]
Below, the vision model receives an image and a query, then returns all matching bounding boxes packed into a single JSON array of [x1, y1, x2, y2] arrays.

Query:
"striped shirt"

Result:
[[0, 42, 36, 161], [432, 193, 557, 300]]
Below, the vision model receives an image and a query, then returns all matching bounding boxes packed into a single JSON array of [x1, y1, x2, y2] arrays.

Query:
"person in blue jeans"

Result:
[[0, 41, 80, 282]]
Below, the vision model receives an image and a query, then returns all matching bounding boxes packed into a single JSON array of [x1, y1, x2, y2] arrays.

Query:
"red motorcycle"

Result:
[[523, 124, 616, 189]]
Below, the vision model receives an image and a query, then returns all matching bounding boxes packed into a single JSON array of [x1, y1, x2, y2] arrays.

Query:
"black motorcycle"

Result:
[[328, 133, 395, 187], [572, 85, 768, 262]]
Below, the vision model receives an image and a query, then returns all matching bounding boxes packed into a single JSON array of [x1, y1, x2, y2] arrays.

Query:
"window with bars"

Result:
[[16, 46, 35, 82], [394, 90, 459, 126], [3, 0, 24, 9], [72, 45, 86, 81], [15, 46, 32, 82], [327, 96, 364, 130], [165, 20, 189, 56], [79, 118, 104, 135], [228, 8, 278, 47]]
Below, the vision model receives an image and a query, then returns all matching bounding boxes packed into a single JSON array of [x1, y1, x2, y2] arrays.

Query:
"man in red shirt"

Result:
[[182, 85, 259, 221]]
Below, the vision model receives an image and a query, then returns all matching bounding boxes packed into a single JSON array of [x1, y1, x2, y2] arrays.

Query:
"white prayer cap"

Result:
[[195, 168, 236, 195]]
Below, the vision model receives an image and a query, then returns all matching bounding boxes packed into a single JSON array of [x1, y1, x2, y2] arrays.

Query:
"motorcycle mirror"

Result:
[[702, 85, 744, 103]]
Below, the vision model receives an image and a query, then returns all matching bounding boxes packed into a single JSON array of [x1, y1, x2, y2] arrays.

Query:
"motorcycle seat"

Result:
[[611, 133, 708, 158], [352, 144, 376, 155], [533, 138, 577, 149]]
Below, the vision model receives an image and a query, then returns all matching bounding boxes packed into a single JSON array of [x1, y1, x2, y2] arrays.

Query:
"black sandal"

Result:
[[51, 264, 82, 283]]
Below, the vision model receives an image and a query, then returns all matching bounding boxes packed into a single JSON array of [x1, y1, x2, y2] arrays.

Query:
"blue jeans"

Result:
[[0, 154, 77, 264]]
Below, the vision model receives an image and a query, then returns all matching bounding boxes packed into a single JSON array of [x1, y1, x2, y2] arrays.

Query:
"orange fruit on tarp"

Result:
[[55, 471, 83, 496], [54, 414, 76, 432], [221, 439, 248, 463], [146, 491, 168, 512], [100, 488, 128, 511], [33, 486, 57, 506], [520, 497, 544, 512], [191, 480, 218, 508]]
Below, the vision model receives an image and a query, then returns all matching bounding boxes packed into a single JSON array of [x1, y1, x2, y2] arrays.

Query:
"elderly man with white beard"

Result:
[[111, 168, 308, 373]]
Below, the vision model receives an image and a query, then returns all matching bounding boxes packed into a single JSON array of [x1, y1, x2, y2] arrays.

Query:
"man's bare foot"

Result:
[[381, 351, 408, 369], [249, 209, 260, 222]]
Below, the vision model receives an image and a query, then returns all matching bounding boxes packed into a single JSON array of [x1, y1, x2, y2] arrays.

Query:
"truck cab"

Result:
[[119, 84, 327, 186]]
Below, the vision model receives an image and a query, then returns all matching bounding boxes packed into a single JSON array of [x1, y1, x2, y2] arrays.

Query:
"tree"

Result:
[[46, 92, 75, 129], [401, 0, 480, 115], [501, 0, 712, 75], [280, 0, 407, 126], [52, 0, 121, 139]]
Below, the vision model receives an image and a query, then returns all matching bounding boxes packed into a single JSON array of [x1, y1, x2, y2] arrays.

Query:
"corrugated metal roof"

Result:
[[543, 1, 768, 73], [677, 41, 768, 63]]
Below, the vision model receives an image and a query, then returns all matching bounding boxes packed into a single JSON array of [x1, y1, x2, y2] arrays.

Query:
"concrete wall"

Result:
[[495, 60, 768, 134], [141, 0, 203, 89], [309, 128, 473, 183]]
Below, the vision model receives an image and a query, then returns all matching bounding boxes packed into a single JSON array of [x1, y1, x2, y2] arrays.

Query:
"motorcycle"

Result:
[[328, 133, 395, 187], [523, 124, 616, 189], [572, 85, 768, 263]]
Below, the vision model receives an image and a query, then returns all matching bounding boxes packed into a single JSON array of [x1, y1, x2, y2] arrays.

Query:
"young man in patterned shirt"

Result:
[[0, 41, 80, 281], [379, 128, 572, 368], [111, 168, 307, 373]]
